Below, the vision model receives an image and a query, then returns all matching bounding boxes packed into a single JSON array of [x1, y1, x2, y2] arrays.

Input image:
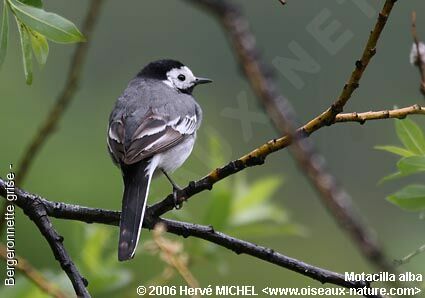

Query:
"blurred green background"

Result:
[[1, 0, 425, 297]]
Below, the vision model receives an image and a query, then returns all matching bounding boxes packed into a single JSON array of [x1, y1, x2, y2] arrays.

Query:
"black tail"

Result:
[[118, 160, 154, 261]]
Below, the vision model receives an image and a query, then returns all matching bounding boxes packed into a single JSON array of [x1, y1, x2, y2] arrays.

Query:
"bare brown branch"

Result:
[[335, 105, 425, 123], [18, 197, 89, 296], [0, 180, 382, 297], [181, 0, 398, 274], [311, 0, 398, 126], [411, 11, 425, 96], [0, 1, 413, 297], [150, 103, 425, 219]]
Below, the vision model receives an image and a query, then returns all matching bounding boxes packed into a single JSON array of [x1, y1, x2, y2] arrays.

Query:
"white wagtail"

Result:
[[107, 59, 212, 261]]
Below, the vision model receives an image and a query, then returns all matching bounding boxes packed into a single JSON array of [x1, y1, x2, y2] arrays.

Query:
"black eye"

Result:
[[177, 74, 186, 81]]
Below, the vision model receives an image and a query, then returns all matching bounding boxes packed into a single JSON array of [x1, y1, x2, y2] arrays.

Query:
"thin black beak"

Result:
[[195, 77, 213, 85]]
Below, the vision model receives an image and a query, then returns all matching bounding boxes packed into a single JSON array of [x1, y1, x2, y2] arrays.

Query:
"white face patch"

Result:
[[163, 66, 196, 91]]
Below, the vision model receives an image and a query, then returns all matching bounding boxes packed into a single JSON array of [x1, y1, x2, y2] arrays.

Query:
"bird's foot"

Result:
[[162, 170, 184, 210], [172, 186, 183, 210]]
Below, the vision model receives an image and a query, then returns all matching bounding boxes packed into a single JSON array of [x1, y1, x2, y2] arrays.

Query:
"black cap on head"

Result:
[[137, 59, 185, 80]]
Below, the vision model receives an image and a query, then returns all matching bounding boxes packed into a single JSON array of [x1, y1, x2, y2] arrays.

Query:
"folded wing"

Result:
[[108, 110, 198, 165]]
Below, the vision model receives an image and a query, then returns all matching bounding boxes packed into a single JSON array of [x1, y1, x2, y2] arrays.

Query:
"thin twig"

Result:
[[335, 105, 425, 123], [311, 0, 398, 126], [15, 0, 104, 186], [160, 218, 377, 294], [149, 104, 425, 216], [0, 181, 382, 297], [0, 243, 69, 298], [183, 0, 397, 274], [0, 1, 400, 294], [411, 11, 425, 96], [395, 243, 425, 267]]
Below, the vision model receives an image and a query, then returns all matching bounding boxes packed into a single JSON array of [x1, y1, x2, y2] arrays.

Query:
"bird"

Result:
[[107, 59, 212, 261]]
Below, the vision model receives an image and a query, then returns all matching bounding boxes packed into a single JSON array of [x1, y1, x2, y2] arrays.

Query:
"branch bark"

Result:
[[0, 187, 90, 297], [310, 0, 398, 126], [411, 11, 425, 96], [1, 102, 420, 297], [149, 104, 425, 216], [335, 105, 425, 123], [0, 179, 383, 297], [0, 1, 410, 297], [181, 0, 398, 274]]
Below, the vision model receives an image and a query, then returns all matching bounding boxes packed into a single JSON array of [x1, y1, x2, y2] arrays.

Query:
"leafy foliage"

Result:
[[167, 133, 304, 273], [79, 226, 131, 295], [201, 133, 303, 239], [28, 26, 48, 65], [0, 0, 84, 84], [387, 185, 425, 211], [196, 170, 304, 272], [15, 19, 32, 84], [376, 118, 425, 211], [140, 133, 303, 276]]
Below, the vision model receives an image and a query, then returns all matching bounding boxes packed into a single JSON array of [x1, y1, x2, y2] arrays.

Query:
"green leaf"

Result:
[[232, 176, 282, 213], [8, 0, 85, 43], [20, 0, 42, 8], [28, 27, 48, 64], [81, 226, 110, 271], [379, 171, 407, 184], [16, 18, 32, 84], [231, 204, 288, 226], [395, 119, 425, 155], [78, 225, 131, 294], [397, 156, 425, 176], [203, 189, 232, 230], [387, 185, 425, 211], [374, 145, 415, 157], [0, 0, 9, 68]]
